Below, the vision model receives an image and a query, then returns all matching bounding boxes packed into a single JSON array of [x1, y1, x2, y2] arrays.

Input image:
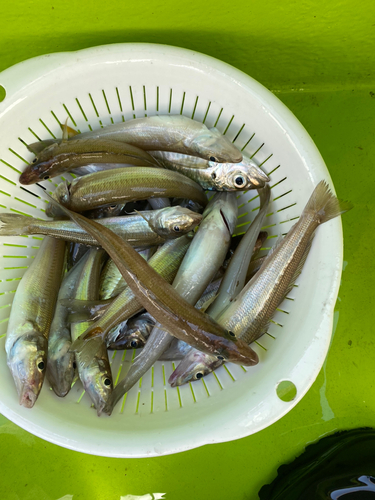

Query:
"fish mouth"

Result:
[[19, 168, 39, 185], [19, 387, 38, 408], [228, 341, 259, 366]]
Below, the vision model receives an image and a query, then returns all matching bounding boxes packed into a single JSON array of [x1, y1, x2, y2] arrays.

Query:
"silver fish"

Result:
[[151, 151, 269, 190], [5, 237, 65, 407], [70, 247, 112, 414], [169, 180, 352, 386], [207, 185, 270, 318], [47, 253, 89, 397], [0, 207, 202, 247], [65, 115, 243, 162]]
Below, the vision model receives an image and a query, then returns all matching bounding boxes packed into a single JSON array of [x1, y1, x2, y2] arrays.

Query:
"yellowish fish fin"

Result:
[[60, 118, 79, 140], [303, 180, 353, 224], [0, 213, 35, 236]]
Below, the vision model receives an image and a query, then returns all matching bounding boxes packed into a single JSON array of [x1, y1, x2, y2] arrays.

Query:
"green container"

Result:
[[0, 1, 374, 498]]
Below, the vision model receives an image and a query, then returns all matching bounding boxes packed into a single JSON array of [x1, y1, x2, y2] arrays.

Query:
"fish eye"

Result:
[[210, 156, 217, 162], [110, 205, 117, 208], [130, 340, 139, 348], [195, 372, 204, 379], [211, 172, 217, 180], [103, 378, 111, 386], [32, 158, 37, 163], [217, 355, 225, 361], [173, 225, 180, 232], [37, 361, 45, 371], [234, 175, 245, 187], [228, 330, 236, 337], [43, 175, 49, 180]]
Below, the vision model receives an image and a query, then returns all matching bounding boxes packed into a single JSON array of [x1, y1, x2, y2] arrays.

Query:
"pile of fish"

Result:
[[1, 115, 352, 416]]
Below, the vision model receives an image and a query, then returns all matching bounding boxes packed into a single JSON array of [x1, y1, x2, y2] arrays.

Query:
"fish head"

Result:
[[150, 206, 203, 238], [213, 336, 259, 366], [19, 143, 61, 185], [211, 163, 269, 191], [107, 321, 148, 350], [191, 127, 243, 163], [168, 350, 221, 387], [46, 336, 75, 397], [78, 345, 113, 415], [7, 332, 48, 408]]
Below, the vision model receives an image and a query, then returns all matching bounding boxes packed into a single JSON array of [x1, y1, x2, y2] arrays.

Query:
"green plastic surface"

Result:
[[1, 1, 374, 499]]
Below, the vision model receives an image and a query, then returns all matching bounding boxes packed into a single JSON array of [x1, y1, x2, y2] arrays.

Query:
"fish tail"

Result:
[[303, 180, 353, 224], [0, 213, 35, 236]]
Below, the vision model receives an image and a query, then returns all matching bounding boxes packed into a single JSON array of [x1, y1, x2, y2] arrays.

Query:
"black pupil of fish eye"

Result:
[[235, 176, 244, 186], [174, 226, 180, 232], [228, 330, 235, 337], [217, 355, 224, 360], [211, 172, 217, 180], [210, 156, 216, 162], [38, 361, 45, 370], [110, 205, 117, 208], [32, 158, 37, 163], [196, 372, 203, 379], [104, 378, 111, 386], [43, 175, 49, 180], [130, 340, 138, 348]]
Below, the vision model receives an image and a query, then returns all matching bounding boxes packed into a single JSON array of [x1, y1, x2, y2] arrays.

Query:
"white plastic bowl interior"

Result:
[[0, 43, 343, 457]]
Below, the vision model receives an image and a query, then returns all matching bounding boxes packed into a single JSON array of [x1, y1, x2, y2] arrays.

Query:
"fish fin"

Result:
[[26, 139, 57, 154], [67, 312, 92, 324], [258, 184, 271, 209], [59, 298, 95, 313], [70, 328, 105, 368], [303, 180, 353, 224], [44, 182, 70, 218], [198, 293, 219, 312], [0, 213, 35, 236], [60, 118, 79, 140], [133, 209, 154, 229]]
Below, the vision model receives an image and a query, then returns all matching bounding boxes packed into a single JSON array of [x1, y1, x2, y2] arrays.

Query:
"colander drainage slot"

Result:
[[276, 380, 297, 402]]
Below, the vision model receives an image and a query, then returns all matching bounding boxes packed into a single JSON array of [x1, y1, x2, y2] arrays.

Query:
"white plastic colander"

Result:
[[0, 43, 343, 457]]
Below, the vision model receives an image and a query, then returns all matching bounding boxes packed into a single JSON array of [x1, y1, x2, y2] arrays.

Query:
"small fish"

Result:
[[45, 167, 208, 216], [151, 151, 269, 190], [31, 115, 242, 163], [20, 138, 158, 184], [169, 180, 352, 386], [0, 206, 202, 247], [70, 247, 112, 414], [47, 252, 89, 397], [5, 237, 65, 407]]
